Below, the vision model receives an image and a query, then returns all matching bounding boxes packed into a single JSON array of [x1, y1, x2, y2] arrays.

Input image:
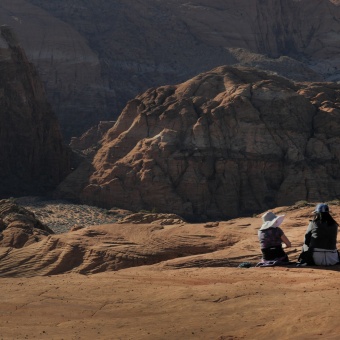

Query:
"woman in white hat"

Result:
[[258, 211, 291, 262], [299, 203, 339, 266]]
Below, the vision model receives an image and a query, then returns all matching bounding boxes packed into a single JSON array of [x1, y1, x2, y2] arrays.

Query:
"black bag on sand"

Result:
[[298, 249, 315, 266]]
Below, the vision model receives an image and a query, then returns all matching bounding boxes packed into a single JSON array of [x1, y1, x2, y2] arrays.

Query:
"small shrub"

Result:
[[139, 209, 150, 213], [294, 200, 309, 207], [326, 199, 340, 206]]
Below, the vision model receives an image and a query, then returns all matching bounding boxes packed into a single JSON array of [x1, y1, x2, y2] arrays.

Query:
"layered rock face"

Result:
[[1, 0, 339, 139], [0, 26, 70, 196], [0, 0, 113, 139], [0, 198, 52, 248], [74, 66, 340, 219]]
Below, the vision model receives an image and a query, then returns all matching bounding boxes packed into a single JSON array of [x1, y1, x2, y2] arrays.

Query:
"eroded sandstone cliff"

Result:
[[59, 66, 340, 220], [0, 25, 70, 196]]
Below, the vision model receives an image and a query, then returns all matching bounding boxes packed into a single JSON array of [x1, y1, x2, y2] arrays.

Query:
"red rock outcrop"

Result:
[[1, 0, 339, 138], [0, 198, 52, 248], [66, 66, 340, 219], [0, 25, 70, 196]]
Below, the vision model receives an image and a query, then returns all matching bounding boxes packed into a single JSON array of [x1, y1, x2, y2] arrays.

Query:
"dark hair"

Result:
[[313, 212, 338, 225]]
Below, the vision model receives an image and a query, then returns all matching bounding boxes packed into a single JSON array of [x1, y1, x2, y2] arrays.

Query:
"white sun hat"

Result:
[[259, 211, 285, 231]]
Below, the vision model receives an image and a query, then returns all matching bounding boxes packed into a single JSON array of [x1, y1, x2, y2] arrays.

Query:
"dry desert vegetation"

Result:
[[1, 198, 340, 339]]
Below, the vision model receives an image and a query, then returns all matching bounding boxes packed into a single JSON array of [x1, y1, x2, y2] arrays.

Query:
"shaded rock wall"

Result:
[[1, 0, 339, 139], [0, 25, 70, 197], [70, 121, 116, 156], [0, 0, 113, 139], [67, 66, 340, 219]]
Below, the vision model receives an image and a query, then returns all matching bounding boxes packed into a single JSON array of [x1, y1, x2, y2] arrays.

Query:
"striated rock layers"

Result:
[[0, 198, 53, 249], [69, 66, 340, 220], [0, 26, 70, 197], [1, 0, 339, 139], [0, 218, 242, 276], [0, 0, 113, 140], [0, 202, 333, 277]]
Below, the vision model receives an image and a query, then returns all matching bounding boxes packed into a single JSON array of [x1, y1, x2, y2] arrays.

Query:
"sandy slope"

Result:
[[1, 202, 340, 339]]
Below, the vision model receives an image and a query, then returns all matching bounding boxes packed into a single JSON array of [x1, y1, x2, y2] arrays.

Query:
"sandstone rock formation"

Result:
[[0, 200, 337, 277], [0, 203, 340, 339], [0, 25, 70, 197], [0, 1, 113, 139], [0, 218, 241, 276], [70, 121, 115, 157], [1, 0, 339, 138], [60, 66, 340, 220], [0, 198, 52, 248]]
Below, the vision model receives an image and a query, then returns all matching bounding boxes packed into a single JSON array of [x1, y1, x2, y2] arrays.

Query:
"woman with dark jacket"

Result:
[[300, 203, 339, 266]]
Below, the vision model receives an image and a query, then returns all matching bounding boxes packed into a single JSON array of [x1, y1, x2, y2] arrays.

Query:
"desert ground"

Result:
[[1, 199, 340, 339]]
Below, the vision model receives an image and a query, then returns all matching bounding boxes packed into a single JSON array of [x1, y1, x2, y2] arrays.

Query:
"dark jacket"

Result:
[[303, 220, 338, 251]]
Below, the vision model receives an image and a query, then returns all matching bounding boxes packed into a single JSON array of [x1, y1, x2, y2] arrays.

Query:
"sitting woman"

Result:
[[258, 211, 291, 263], [300, 203, 339, 266]]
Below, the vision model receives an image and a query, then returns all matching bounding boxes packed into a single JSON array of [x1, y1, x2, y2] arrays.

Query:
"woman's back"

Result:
[[308, 220, 338, 250], [302, 207, 339, 266]]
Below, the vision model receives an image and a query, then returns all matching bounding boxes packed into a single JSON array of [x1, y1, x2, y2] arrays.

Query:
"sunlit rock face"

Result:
[[65, 66, 340, 219]]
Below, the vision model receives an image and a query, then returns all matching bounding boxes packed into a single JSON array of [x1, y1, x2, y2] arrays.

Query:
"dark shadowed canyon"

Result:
[[0, 0, 339, 139]]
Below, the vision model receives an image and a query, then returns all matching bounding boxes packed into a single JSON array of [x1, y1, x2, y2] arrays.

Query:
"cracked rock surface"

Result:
[[61, 66, 340, 219]]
